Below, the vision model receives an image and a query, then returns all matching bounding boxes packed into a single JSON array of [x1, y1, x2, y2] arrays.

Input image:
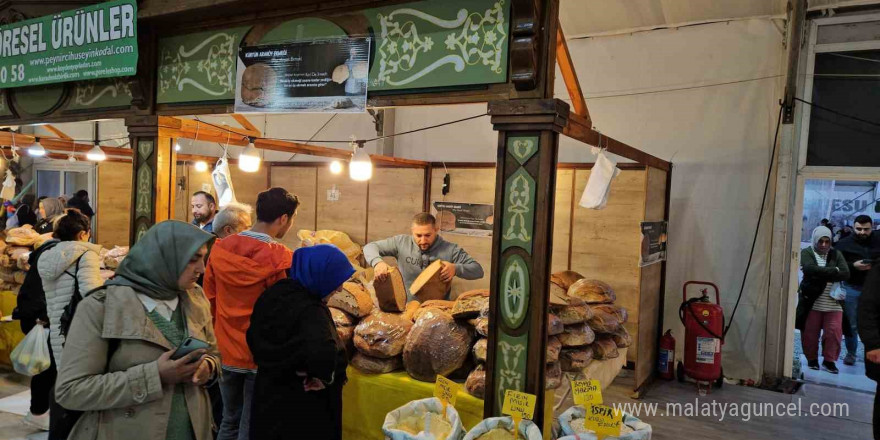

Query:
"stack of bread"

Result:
[[560, 273, 630, 364], [0, 226, 56, 291]]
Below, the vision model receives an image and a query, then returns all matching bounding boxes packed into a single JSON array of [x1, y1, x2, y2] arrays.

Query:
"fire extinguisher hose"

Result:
[[679, 298, 724, 342]]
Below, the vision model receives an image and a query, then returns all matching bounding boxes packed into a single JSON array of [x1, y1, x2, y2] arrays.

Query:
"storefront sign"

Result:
[[235, 37, 369, 113], [640, 221, 668, 267], [433, 201, 494, 237], [0, 0, 138, 89]]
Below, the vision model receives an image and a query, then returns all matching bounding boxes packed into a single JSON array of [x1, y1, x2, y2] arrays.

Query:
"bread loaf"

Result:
[[33, 233, 54, 249], [7, 247, 29, 262], [546, 336, 562, 363], [327, 282, 374, 318], [587, 309, 620, 334], [551, 271, 584, 290], [592, 304, 628, 324], [354, 311, 413, 358], [552, 305, 593, 325], [15, 251, 29, 271], [475, 317, 489, 337], [550, 281, 569, 306], [547, 314, 564, 336], [410, 260, 451, 302], [13, 270, 25, 285], [374, 267, 407, 313], [466, 365, 486, 398], [592, 337, 620, 360], [337, 326, 354, 348], [558, 324, 596, 347], [351, 353, 403, 374], [403, 309, 472, 382], [330, 307, 355, 345], [560, 349, 593, 372], [452, 289, 489, 319], [5, 225, 39, 247], [414, 300, 455, 321], [568, 279, 616, 304], [611, 325, 632, 348], [473, 338, 487, 363], [545, 362, 562, 390]]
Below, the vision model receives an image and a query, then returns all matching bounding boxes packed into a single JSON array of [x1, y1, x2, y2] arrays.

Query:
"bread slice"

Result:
[[327, 282, 374, 318], [374, 267, 407, 313], [452, 289, 489, 319], [410, 260, 451, 302]]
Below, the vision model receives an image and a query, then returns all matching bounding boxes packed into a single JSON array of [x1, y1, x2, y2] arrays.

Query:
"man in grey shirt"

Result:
[[364, 212, 484, 300]]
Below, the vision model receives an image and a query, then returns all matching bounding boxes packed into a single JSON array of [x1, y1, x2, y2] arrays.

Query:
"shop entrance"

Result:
[[792, 177, 879, 392]]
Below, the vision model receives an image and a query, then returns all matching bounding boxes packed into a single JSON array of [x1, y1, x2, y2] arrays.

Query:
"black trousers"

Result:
[[29, 357, 55, 415]]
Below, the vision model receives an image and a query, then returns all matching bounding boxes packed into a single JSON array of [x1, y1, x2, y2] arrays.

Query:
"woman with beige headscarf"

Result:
[[35, 198, 65, 234]]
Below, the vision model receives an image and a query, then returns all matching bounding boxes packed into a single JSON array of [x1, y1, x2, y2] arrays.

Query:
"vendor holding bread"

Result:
[[364, 213, 483, 300]]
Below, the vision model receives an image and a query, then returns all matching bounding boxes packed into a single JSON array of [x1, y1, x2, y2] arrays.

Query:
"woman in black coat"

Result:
[[247, 244, 354, 440]]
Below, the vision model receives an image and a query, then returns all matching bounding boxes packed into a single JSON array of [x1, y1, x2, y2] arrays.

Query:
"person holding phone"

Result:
[[247, 244, 354, 440], [837, 215, 880, 365], [55, 221, 220, 440]]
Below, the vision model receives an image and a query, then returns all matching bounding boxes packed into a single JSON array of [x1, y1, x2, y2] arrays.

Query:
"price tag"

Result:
[[584, 404, 623, 439], [502, 389, 537, 420], [571, 379, 603, 406], [434, 375, 461, 413]]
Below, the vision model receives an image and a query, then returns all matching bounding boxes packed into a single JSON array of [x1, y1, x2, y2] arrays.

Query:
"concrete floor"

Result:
[[0, 367, 873, 440]]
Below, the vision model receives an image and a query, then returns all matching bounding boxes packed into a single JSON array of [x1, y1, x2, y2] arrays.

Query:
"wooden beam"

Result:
[[563, 113, 671, 171], [556, 26, 589, 123], [254, 138, 352, 160], [0, 147, 131, 163], [370, 155, 428, 167], [43, 125, 73, 140], [231, 114, 261, 137]]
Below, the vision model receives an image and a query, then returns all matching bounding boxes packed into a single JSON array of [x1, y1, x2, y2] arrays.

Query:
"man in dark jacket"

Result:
[[857, 263, 880, 439], [837, 215, 880, 365]]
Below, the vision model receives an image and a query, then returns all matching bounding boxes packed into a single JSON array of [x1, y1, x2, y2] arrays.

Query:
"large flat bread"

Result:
[[353, 311, 413, 358], [452, 289, 489, 319], [410, 260, 451, 302], [568, 279, 616, 304], [403, 309, 472, 382], [327, 282, 374, 318], [374, 267, 407, 313]]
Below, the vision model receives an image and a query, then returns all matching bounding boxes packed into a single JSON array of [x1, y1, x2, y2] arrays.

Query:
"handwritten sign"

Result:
[[571, 379, 603, 406], [434, 375, 460, 408], [502, 390, 537, 420], [584, 404, 623, 439]]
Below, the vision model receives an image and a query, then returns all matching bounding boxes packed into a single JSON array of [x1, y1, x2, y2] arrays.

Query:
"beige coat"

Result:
[[55, 284, 218, 440]]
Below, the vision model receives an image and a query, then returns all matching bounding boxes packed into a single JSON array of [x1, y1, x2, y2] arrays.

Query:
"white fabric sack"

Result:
[[829, 282, 846, 301], [558, 406, 652, 440], [578, 150, 620, 210], [0, 170, 16, 201], [10, 325, 51, 376], [383, 397, 464, 440], [212, 156, 238, 208], [463, 417, 541, 440]]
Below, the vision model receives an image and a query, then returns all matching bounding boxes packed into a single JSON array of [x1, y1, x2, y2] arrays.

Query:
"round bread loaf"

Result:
[[403, 309, 472, 382]]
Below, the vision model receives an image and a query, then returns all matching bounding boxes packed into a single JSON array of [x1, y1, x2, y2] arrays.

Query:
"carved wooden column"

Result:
[[484, 99, 569, 427], [126, 115, 177, 244]]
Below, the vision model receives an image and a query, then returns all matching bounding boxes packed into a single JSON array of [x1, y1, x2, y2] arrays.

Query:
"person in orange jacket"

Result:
[[203, 187, 298, 440]]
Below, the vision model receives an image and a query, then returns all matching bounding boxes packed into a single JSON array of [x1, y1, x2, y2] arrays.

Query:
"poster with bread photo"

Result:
[[433, 202, 494, 237], [639, 221, 668, 266], [235, 37, 370, 113]]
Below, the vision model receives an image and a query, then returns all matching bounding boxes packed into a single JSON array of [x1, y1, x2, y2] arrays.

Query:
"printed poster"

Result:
[[640, 221, 668, 266], [433, 202, 494, 237]]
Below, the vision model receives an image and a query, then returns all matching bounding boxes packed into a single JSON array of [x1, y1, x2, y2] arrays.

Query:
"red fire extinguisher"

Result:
[[658, 330, 675, 380], [678, 281, 724, 392]]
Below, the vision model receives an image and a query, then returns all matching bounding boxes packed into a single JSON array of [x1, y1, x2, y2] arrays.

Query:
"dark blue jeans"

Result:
[[217, 368, 255, 440], [843, 283, 862, 356]]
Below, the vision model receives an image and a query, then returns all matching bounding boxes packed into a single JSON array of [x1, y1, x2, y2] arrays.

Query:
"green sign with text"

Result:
[[0, 0, 137, 89]]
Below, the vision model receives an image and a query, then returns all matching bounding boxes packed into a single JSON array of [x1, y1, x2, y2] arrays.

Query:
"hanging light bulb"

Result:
[[238, 138, 261, 173], [174, 140, 181, 152], [27, 138, 47, 157], [329, 160, 343, 175], [349, 141, 372, 181], [195, 161, 208, 172], [67, 154, 77, 162], [86, 144, 106, 161]]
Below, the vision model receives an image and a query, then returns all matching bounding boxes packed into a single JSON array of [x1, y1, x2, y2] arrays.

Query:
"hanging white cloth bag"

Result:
[[212, 156, 238, 207], [579, 148, 620, 210]]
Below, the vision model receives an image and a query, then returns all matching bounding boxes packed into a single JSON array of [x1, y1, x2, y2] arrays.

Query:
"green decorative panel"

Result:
[[138, 140, 153, 161], [68, 79, 133, 110], [365, 0, 509, 91], [259, 18, 346, 44], [14, 85, 64, 115], [500, 254, 529, 329], [157, 27, 249, 104], [0, 91, 11, 117], [493, 332, 528, 414], [135, 164, 153, 218], [501, 167, 535, 254], [136, 223, 149, 243], [509, 136, 538, 165]]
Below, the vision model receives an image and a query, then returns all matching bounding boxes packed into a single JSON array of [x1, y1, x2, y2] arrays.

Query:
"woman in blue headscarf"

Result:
[[247, 245, 354, 440]]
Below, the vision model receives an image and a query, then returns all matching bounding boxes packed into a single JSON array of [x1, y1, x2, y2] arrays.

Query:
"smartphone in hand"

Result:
[[171, 337, 210, 363]]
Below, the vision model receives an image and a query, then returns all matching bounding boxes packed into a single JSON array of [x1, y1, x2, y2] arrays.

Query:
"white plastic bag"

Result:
[[212, 156, 238, 208], [829, 282, 846, 301], [557, 406, 652, 440], [579, 149, 620, 210], [10, 325, 51, 376], [382, 397, 465, 440], [463, 417, 542, 440]]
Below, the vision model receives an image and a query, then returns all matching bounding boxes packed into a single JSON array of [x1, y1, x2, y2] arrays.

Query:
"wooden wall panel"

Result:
[[272, 167, 318, 250], [571, 169, 647, 362], [316, 168, 368, 245], [429, 167, 495, 297], [636, 167, 668, 385], [230, 167, 269, 211], [96, 162, 132, 248], [553, 170, 574, 274], [368, 168, 425, 243], [174, 164, 216, 224]]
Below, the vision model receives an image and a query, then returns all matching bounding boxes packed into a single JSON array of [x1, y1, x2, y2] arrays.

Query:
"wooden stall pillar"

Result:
[[126, 115, 178, 244], [484, 99, 570, 426]]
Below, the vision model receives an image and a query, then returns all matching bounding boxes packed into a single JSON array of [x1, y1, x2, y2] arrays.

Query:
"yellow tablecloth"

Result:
[[0, 291, 24, 366], [342, 367, 556, 440]]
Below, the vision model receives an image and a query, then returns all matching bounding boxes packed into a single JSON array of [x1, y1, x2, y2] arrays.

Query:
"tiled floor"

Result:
[[799, 354, 876, 393], [0, 368, 44, 440]]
